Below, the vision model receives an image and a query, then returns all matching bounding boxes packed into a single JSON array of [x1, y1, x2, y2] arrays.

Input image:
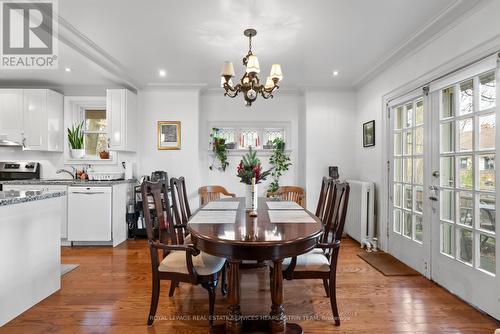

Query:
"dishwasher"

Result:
[[67, 186, 112, 241]]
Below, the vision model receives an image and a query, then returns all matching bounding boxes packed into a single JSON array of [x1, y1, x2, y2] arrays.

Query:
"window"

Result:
[[83, 109, 108, 157]]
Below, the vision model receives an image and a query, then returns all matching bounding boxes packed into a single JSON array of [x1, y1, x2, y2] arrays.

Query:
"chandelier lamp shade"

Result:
[[220, 28, 283, 107]]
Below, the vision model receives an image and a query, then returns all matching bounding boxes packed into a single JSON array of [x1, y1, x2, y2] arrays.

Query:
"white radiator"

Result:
[[344, 180, 376, 248]]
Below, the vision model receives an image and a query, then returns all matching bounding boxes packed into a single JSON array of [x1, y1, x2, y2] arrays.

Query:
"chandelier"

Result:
[[220, 29, 283, 107]]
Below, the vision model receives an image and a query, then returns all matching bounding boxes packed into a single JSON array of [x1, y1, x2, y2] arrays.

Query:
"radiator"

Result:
[[344, 180, 376, 248]]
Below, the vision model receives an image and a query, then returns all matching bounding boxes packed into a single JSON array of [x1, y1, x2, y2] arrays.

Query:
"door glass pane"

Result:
[[442, 87, 454, 119], [394, 132, 402, 156], [395, 106, 403, 130], [415, 215, 423, 242], [479, 114, 495, 150], [415, 127, 423, 154], [403, 131, 413, 156], [478, 154, 495, 192], [458, 192, 473, 226], [441, 122, 455, 153], [440, 157, 455, 187], [415, 100, 424, 125], [403, 158, 412, 183], [403, 211, 412, 238], [441, 222, 454, 256], [458, 118, 473, 152], [458, 155, 473, 189], [458, 228, 473, 264], [459, 80, 473, 115], [414, 187, 423, 213], [479, 72, 496, 111], [479, 194, 495, 232], [394, 184, 402, 208], [403, 185, 412, 210], [479, 234, 495, 274], [394, 209, 401, 233], [394, 159, 402, 182], [414, 158, 423, 185], [404, 103, 413, 128], [441, 190, 455, 221]]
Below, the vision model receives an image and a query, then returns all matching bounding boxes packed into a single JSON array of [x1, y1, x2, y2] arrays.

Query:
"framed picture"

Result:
[[363, 120, 375, 147], [158, 121, 181, 150]]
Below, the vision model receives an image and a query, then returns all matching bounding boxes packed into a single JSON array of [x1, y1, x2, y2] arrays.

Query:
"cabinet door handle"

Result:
[[71, 192, 106, 195]]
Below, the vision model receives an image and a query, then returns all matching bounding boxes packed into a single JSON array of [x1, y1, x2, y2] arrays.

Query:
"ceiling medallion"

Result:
[[220, 29, 283, 107]]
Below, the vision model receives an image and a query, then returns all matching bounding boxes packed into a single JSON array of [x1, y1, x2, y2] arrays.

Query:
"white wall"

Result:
[[304, 90, 357, 211], [199, 93, 302, 199], [136, 88, 201, 209], [354, 0, 500, 250]]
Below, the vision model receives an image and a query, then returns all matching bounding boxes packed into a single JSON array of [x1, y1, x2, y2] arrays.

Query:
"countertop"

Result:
[[1, 179, 138, 186], [0, 190, 67, 206]]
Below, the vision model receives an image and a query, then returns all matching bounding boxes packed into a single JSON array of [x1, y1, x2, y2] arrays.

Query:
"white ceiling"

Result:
[[0, 0, 485, 91]]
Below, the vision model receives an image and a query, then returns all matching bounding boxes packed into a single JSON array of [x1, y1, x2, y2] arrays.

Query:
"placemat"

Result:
[[266, 201, 303, 210], [202, 201, 240, 210], [268, 210, 316, 223], [189, 210, 237, 224]]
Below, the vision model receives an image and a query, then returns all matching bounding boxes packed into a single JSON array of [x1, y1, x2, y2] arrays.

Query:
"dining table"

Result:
[[187, 197, 324, 334]]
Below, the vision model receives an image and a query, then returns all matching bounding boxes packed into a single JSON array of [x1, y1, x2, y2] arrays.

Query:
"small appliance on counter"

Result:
[[0, 161, 41, 190]]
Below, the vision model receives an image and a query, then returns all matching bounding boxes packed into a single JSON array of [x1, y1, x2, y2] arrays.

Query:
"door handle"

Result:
[[428, 185, 439, 201]]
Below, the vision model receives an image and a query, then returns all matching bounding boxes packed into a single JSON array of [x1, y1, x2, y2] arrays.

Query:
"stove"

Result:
[[0, 161, 40, 190]]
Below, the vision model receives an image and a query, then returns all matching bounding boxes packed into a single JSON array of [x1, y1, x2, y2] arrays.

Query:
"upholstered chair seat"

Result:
[[159, 250, 226, 276]]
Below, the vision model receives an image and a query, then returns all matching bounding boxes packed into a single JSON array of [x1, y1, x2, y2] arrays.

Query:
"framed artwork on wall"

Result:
[[158, 121, 181, 150], [363, 120, 375, 147]]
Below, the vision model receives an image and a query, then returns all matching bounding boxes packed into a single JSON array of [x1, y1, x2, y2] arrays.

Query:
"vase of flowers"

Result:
[[237, 148, 272, 210]]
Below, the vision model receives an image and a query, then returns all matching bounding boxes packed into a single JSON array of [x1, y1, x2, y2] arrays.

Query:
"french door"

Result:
[[388, 92, 431, 277], [389, 55, 499, 319]]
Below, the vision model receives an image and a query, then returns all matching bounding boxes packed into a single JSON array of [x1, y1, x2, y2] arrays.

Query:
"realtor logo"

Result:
[[1, 0, 58, 69]]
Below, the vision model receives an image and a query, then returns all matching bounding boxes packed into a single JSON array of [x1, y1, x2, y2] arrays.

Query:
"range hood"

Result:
[[0, 135, 22, 147]]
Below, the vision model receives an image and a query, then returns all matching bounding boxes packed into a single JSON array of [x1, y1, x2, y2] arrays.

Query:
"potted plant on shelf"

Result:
[[237, 147, 272, 210], [67, 122, 85, 159], [209, 128, 229, 171], [267, 138, 292, 195]]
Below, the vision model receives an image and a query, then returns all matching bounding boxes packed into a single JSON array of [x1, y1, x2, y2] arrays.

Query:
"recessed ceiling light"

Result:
[[64, 67, 72, 72], [158, 69, 167, 77], [333, 70, 339, 77]]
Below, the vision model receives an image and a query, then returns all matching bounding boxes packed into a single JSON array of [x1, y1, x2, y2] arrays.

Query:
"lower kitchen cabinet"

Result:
[[2, 182, 132, 247]]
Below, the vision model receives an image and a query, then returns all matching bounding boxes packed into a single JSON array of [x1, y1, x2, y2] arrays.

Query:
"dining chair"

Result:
[[198, 185, 236, 206], [170, 176, 192, 244], [141, 180, 225, 328], [271, 180, 350, 326], [268, 186, 305, 207]]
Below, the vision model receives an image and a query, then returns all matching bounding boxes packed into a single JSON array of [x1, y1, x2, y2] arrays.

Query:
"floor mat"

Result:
[[61, 264, 79, 276], [358, 252, 419, 276]]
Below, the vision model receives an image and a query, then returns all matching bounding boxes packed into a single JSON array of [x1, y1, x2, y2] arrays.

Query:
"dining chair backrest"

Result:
[[141, 180, 174, 255], [270, 186, 305, 207], [170, 176, 191, 244], [315, 176, 335, 223], [198, 185, 236, 206], [322, 181, 350, 245]]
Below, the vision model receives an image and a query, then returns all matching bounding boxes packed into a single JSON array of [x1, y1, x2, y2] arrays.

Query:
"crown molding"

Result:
[[352, 0, 489, 90]]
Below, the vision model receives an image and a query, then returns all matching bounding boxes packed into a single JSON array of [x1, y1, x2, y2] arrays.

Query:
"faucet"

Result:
[[56, 167, 76, 179]]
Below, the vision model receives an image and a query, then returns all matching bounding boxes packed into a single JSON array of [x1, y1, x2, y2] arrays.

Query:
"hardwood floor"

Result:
[[2, 238, 499, 333]]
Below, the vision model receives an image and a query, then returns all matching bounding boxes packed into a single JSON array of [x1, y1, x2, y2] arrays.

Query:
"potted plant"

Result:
[[67, 122, 85, 159], [237, 147, 272, 210], [267, 138, 292, 195], [209, 129, 229, 171]]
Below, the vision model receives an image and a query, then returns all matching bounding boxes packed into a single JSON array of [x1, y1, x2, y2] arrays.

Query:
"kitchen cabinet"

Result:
[[68, 186, 112, 242], [107, 89, 137, 152], [23, 89, 64, 152], [0, 89, 24, 143], [0, 89, 63, 151], [2, 184, 68, 238]]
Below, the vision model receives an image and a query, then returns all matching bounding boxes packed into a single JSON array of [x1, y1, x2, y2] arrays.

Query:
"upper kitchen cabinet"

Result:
[[0, 89, 63, 151], [23, 89, 64, 152], [0, 89, 24, 143], [106, 89, 137, 152]]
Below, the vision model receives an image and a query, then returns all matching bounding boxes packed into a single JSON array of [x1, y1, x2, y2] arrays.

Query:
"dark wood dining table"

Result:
[[188, 197, 323, 334]]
